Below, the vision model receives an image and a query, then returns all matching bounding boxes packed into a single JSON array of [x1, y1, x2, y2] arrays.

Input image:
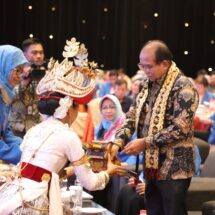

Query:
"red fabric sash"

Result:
[[21, 162, 51, 183]]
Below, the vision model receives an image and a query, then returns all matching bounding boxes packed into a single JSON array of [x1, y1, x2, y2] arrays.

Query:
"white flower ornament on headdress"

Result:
[[53, 96, 73, 119], [62, 37, 80, 58]]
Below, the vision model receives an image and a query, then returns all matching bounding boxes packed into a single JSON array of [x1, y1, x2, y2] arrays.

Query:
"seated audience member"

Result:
[[91, 94, 127, 212], [118, 68, 132, 91], [207, 113, 215, 149], [99, 69, 118, 97], [194, 75, 215, 141], [95, 94, 125, 142], [114, 79, 133, 113], [93, 69, 105, 98], [194, 114, 212, 141], [195, 75, 215, 105], [194, 144, 202, 176], [208, 72, 215, 94], [95, 94, 136, 162], [0, 45, 28, 165], [129, 72, 146, 100], [129, 78, 141, 100]]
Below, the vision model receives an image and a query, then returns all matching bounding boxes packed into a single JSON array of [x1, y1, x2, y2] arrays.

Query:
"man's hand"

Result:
[[136, 182, 145, 195], [120, 138, 145, 155], [128, 177, 145, 195]]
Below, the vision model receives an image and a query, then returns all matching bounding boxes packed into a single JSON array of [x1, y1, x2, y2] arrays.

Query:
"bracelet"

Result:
[[103, 171, 110, 185], [113, 142, 122, 149], [144, 136, 153, 148], [112, 140, 124, 149]]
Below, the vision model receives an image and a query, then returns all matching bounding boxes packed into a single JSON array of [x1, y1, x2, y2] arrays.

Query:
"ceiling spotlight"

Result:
[[28, 5, 33, 10], [210, 40, 215, 44], [29, 34, 34, 38], [82, 20, 86, 24], [51, 7, 56, 11], [208, 67, 213, 72], [49, 35, 54, 39], [104, 8, 108, 12], [184, 50, 189, 55], [184, 22, 189, 27], [154, 13, 159, 17]]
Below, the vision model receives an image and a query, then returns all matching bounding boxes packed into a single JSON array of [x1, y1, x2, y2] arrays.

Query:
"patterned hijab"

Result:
[[0, 45, 28, 104], [95, 94, 125, 141]]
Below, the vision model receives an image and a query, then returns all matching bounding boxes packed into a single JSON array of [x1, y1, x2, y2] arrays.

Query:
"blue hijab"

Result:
[[95, 94, 124, 139], [99, 94, 123, 130], [0, 45, 28, 104]]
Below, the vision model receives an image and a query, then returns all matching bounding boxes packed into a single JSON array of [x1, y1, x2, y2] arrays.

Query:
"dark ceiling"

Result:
[[0, 0, 214, 77]]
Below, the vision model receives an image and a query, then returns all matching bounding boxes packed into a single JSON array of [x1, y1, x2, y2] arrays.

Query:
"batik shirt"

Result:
[[115, 72, 199, 180], [9, 79, 40, 135]]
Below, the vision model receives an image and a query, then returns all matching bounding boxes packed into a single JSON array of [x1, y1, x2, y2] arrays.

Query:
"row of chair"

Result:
[[187, 138, 215, 214]]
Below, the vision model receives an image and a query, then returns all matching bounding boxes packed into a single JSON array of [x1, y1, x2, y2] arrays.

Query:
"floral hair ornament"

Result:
[[54, 96, 73, 119], [36, 38, 99, 104]]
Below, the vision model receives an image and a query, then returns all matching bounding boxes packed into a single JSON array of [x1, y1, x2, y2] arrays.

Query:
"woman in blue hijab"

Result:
[[0, 45, 28, 164]]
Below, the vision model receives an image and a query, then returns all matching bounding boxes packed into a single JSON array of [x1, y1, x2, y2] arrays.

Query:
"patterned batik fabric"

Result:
[[9, 80, 41, 134], [0, 182, 49, 215], [115, 67, 199, 180]]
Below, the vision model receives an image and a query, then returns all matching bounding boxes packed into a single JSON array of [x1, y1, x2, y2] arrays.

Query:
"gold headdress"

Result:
[[36, 38, 98, 104]]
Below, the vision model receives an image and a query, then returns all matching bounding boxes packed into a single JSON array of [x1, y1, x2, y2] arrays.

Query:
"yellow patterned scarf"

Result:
[[136, 62, 180, 179]]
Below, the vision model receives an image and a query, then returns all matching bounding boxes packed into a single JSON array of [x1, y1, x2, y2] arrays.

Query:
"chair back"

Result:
[[201, 150, 215, 177], [194, 137, 210, 164]]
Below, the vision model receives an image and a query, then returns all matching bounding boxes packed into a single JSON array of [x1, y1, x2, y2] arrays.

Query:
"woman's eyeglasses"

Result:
[[101, 105, 116, 111], [13, 68, 24, 75]]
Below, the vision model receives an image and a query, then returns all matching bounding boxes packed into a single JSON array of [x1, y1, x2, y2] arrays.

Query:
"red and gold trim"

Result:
[[21, 162, 51, 183]]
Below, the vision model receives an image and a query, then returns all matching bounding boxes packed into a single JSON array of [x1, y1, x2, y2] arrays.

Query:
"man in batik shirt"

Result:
[[110, 40, 199, 215], [9, 38, 46, 136]]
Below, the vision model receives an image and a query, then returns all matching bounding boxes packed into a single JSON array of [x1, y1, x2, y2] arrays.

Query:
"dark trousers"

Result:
[[145, 178, 191, 215], [90, 176, 127, 213], [116, 184, 145, 215]]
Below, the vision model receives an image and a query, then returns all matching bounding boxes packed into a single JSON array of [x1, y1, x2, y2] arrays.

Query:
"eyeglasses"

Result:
[[137, 63, 158, 71], [13, 67, 24, 75], [101, 105, 116, 111]]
